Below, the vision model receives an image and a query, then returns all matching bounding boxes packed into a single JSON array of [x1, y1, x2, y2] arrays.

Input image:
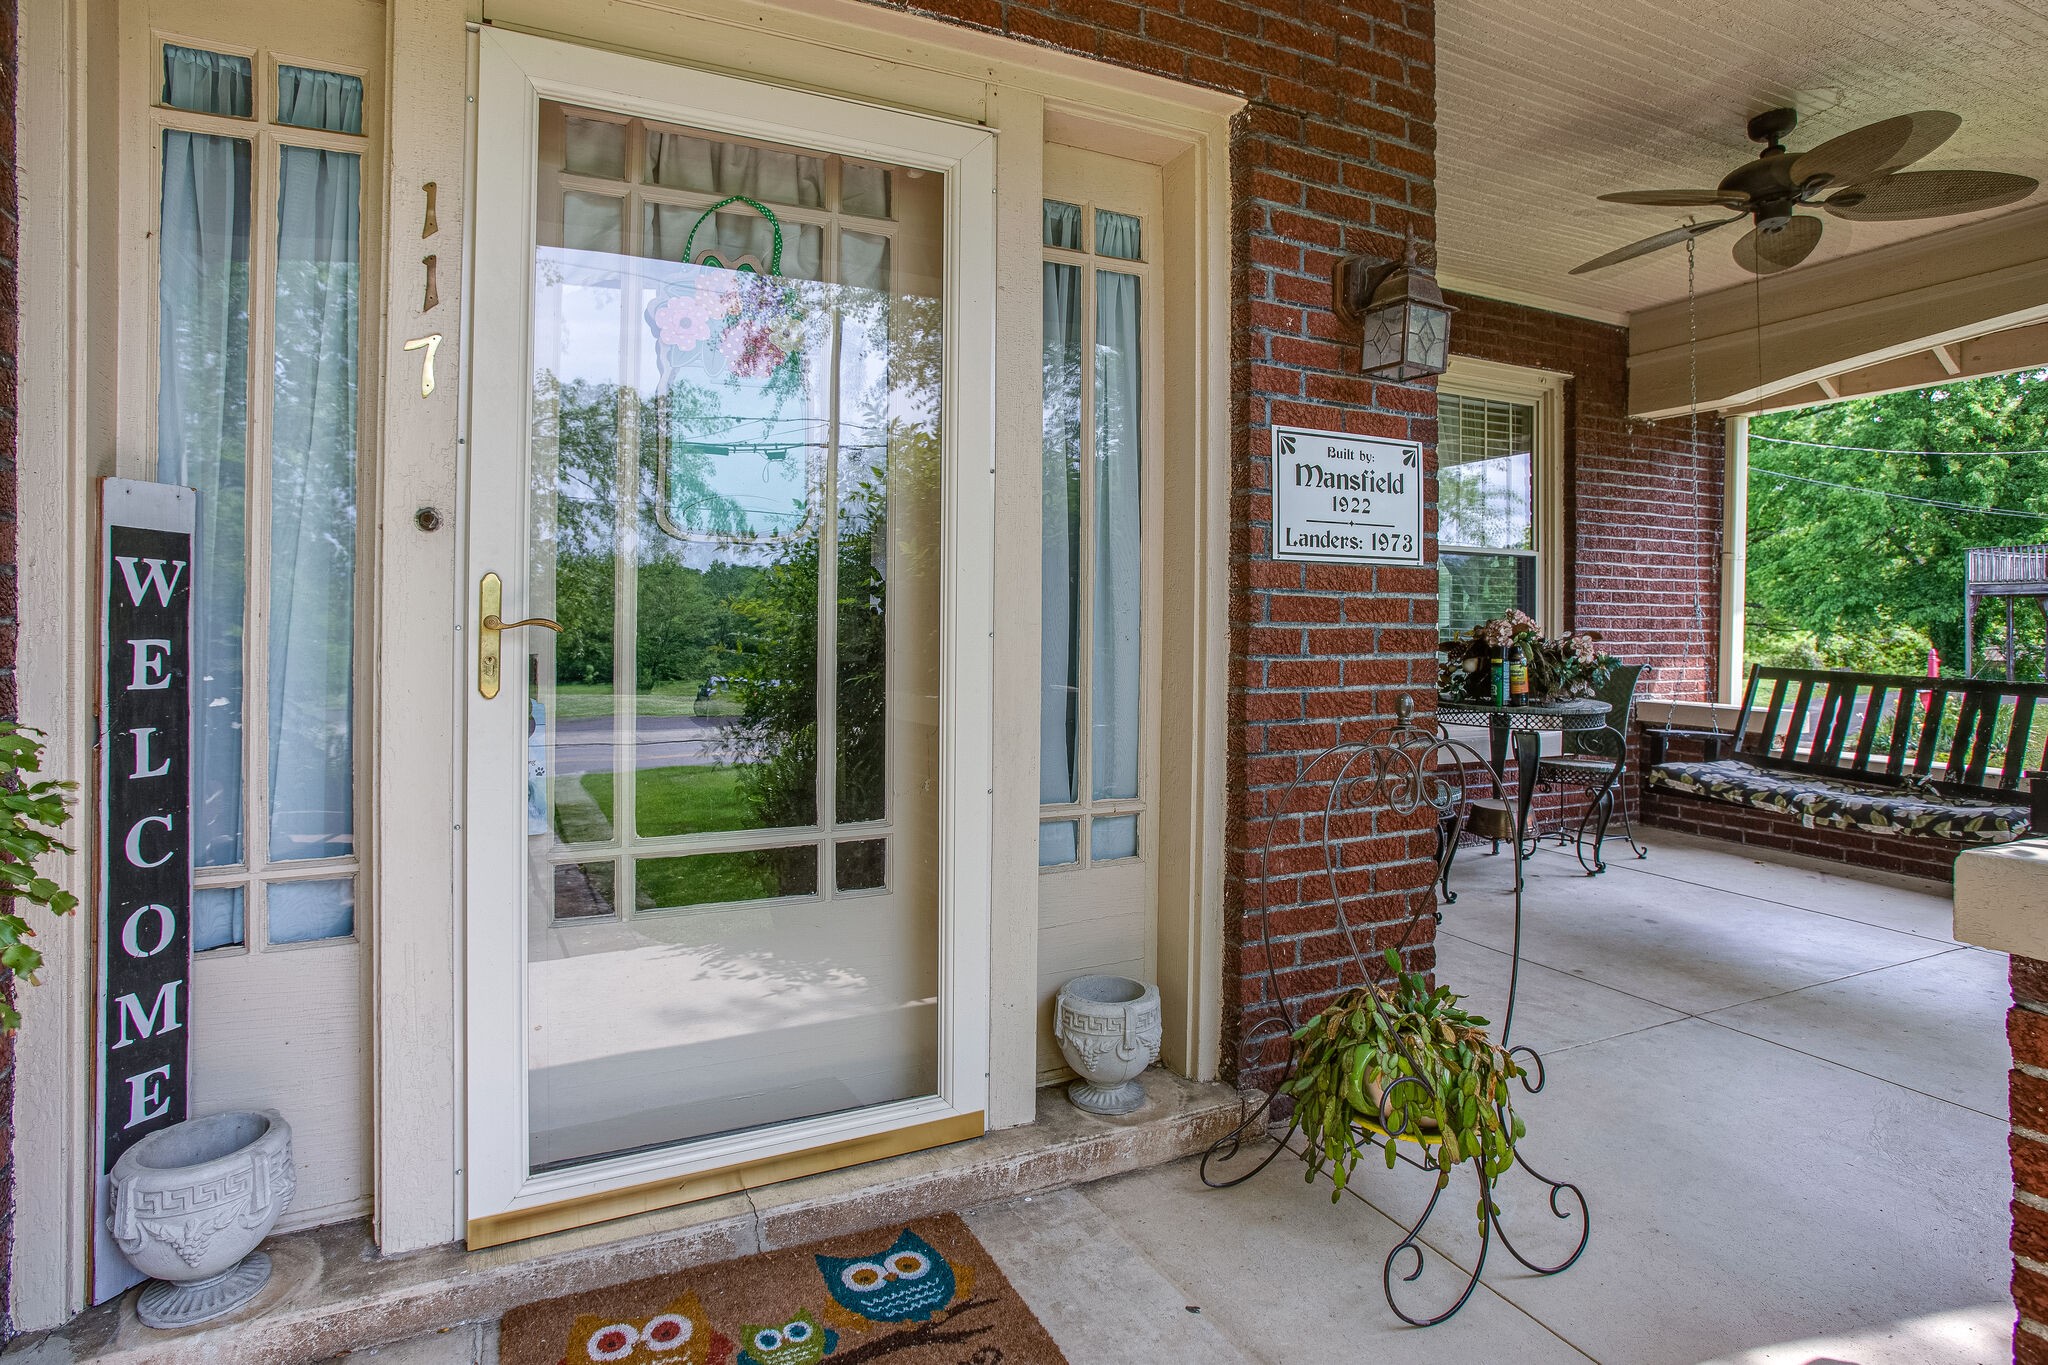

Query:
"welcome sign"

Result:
[[94, 479, 195, 1302], [1270, 425, 1424, 566]]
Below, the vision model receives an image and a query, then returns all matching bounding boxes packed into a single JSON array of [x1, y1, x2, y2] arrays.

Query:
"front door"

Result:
[[464, 30, 994, 1241]]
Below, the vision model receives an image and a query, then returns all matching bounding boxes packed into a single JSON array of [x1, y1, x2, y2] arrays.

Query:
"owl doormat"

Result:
[[500, 1214, 1068, 1365]]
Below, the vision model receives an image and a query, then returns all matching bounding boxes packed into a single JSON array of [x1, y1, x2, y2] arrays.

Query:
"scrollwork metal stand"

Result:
[[1200, 698, 1589, 1327]]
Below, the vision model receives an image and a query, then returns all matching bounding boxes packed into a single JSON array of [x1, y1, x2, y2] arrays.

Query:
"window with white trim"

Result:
[[152, 38, 369, 950], [1037, 195, 1151, 869], [1437, 361, 1561, 637]]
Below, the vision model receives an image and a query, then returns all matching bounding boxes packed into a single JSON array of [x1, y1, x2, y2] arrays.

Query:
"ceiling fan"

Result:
[[1571, 107, 2038, 276]]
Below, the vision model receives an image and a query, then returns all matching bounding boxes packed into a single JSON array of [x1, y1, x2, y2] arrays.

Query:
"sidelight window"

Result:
[[1039, 199, 1147, 868], [153, 42, 367, 950]]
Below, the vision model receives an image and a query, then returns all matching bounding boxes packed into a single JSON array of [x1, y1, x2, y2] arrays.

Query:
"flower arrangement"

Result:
[[1442, 611, 1618, 702]]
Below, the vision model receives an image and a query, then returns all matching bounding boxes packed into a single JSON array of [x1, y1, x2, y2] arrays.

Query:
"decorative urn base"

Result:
[[135, 1252, 274, 1329], [1054, 975, 1163, 1116], [109, 1110, 295, 1329]]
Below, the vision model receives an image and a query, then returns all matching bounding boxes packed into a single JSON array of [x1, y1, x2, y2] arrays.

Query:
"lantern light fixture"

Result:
[[1332, 244, 1455, 381]]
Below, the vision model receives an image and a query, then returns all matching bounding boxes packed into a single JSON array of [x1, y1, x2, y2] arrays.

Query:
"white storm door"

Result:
[[465, 28, 993, 1239]]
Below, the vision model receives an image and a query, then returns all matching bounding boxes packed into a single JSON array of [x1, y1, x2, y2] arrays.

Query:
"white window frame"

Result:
[[140, 32, 378, 956], [1437, 355, 1566, 637], [1035, 185, 1164, 875]]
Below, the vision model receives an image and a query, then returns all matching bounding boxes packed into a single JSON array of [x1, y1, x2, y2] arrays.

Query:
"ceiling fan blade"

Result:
[[1732, 215, 1822, 274], [1598, 189, 1749, 208], [1570, 216, 1742, 275], [1791, 111, 1961, 190], [1824, 169, 2038, 221]]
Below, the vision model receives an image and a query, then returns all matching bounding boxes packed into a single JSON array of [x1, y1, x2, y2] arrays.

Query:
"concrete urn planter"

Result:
[[1054, 975, 1162, 1116], [109, 1110, 295, 1328]]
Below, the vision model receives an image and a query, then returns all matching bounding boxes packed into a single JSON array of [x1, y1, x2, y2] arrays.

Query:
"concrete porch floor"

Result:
[[34, 831, 2020, 1365]]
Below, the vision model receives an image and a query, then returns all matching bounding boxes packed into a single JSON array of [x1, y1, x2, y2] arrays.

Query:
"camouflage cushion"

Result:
[[1646, 758, 2029, 843]]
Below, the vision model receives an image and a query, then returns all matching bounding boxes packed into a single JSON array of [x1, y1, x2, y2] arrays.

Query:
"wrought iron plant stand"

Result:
[[1200, 697, 1589, 1326]]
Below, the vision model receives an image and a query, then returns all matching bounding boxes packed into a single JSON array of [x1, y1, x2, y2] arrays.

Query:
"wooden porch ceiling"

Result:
[[1434, 0, 2048, 415]]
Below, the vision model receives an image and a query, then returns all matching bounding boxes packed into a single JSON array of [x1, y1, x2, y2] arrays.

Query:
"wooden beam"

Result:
[[1628, 204, 2048, 418], [1723, 319, 2048, 416]]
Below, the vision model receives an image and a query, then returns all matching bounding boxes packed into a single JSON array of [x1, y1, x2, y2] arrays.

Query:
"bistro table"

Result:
[[1435, 695, 1611, 886]]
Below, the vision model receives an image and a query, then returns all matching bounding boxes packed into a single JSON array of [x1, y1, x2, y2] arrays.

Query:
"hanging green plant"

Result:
[[0, 723, 78, 1031], [1283, 949, 1525, 1222]]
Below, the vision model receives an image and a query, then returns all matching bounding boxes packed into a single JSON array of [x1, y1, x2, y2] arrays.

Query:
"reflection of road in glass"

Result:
[[553, 714, 738, 775]]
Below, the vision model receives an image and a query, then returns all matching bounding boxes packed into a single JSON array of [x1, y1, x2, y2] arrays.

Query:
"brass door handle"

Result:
[[477, 572, 560, 699]]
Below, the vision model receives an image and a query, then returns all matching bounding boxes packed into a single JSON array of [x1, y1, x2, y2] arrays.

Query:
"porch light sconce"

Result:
[[1332, 246, 1455, 381]]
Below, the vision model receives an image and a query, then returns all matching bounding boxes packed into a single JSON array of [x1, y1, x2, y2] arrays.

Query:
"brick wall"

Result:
[[2009, 957, 2048, 1364], [1448, 293, 1726, 702], [1, 0, 18, 1336], [865, 0, 1448, 1091]]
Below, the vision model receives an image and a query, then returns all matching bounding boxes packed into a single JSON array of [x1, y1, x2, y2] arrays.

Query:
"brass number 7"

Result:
[[403, 332, 443, 397]]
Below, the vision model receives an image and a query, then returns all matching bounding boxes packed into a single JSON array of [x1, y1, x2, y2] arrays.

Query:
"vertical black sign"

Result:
[[95, 482, 194, 1301]]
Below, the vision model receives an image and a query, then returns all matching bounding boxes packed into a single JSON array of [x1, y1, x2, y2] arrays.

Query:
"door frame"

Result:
[[462, 26, 995, 1244]]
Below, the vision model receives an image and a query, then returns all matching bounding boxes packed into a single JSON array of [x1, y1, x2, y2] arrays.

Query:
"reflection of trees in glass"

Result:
[[535, 373, 764, 690], [1439, 551, 1528, 637], [720, 281, 941, 879], [1438, 397, 1533, 550]]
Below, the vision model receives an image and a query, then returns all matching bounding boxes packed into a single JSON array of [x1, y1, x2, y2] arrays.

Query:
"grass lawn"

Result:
[[551, 680, 744, 722], [552, 763, 808, 908], [575, 763, 770, 838]]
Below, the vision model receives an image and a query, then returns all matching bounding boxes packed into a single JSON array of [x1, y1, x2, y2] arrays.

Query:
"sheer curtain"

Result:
[[157, 87, 251, 879], [1092, 271, 1142, 802], [163, 45, 250, 116], [1040, 262, 1083, 809], [276, 66, 363, 134], [267, 143, 360, 865]]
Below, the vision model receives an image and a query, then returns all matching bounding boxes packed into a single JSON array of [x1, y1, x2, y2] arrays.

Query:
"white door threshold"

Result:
[[6, 1073, 1245, 1365]]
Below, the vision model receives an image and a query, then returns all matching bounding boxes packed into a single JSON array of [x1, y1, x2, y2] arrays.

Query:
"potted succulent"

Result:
[[1284, 950, 1524, 1219]]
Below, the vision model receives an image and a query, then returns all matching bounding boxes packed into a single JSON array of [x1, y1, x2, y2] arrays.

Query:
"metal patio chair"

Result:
[[1532, 661, 1649, 873]]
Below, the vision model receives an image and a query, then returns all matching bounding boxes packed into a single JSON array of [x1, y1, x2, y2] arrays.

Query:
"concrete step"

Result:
[[6, 1073, 1245, 1365]]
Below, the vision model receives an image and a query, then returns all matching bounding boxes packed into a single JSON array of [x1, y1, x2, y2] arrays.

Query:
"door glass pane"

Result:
[[524, 103, 944, 1170], [268, 145, 359, 861], [1095, 210, 1142, 261], [158, 128, 252, 869], [1040, 262, 1081, 805], [1039, 820, 1078, 867], [636, 846, 818, 911], [1091, 271, 1142, 801], [276, 66, 364, 134], [267, 877, 354, 944], [645, 128, 824, 208], [1042, 200, 1082, 250], [162, 46, 251, 116], [193, 886, 245, 952], [1091, 812, 1138, 860]]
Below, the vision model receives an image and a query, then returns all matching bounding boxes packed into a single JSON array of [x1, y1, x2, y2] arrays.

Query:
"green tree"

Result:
[[1746, 370, 2048, 678]]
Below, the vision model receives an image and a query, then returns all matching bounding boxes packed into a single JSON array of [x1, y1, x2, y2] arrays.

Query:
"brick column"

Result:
[[853, 0, 1448, 1093], [2011, 957, 2048, 1363]]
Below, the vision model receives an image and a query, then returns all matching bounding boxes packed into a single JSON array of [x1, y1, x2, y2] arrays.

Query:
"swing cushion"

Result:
[[1646, 757, 2031, 842]]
